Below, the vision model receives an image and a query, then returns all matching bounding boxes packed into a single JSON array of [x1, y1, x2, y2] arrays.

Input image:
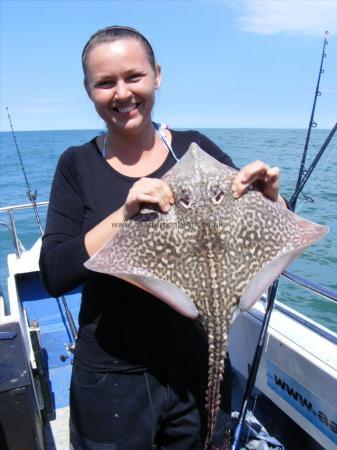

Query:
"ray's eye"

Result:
[[213, 190, 224, 204], [180, 196, 191, 208]]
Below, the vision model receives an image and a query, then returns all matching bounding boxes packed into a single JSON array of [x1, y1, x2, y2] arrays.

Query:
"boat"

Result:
[[0, 199, 336, 450], [0, 201, 78, 449]]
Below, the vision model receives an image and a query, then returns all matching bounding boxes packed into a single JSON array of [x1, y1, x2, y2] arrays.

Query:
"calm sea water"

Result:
[[0, 128, 336, 332]]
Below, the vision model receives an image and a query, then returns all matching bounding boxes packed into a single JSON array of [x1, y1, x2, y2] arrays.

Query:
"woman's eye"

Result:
[[96, 81, 114, 88], [128, 73, 143, 82], [127, 72, 145, 83]]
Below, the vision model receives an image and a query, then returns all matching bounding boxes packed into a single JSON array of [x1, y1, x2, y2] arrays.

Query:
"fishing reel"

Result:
[[60, 341, 76, 362]]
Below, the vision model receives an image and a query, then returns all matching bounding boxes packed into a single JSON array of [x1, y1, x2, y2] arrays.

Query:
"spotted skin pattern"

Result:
[[85, 143, 328, 449]]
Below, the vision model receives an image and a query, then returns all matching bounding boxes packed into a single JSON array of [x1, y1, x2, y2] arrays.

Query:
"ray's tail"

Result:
[[204, 323, 228, 449]]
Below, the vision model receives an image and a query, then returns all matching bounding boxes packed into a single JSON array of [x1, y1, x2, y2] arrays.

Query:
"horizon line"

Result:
[[0, 126, 332, 133]]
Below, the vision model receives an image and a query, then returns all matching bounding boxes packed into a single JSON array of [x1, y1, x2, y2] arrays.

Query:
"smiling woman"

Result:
[[83, 30, 161, 140], [38, 25, 286, 450], [85, 39, 160, 136]]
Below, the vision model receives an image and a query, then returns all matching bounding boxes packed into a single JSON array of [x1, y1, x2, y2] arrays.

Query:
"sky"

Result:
[[1, 0, 337, 131]]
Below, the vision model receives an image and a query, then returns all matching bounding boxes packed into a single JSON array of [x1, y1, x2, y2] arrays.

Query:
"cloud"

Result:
[[235, 0, 337, 36]]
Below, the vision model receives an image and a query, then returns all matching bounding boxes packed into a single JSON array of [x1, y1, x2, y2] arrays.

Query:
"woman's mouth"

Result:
[[112, 103, 140, 114]]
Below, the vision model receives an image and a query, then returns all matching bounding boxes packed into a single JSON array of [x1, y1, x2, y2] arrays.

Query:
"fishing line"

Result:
[[290, 121, 337, 210], [295, 139, 337, 214], [314, 138, 337, 177]]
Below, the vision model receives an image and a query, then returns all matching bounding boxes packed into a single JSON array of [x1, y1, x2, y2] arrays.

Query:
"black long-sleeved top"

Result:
[[39, 130, 237, 372]]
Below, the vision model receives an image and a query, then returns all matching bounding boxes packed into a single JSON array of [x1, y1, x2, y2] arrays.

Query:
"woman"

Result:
[[40, 26, 286, 450]]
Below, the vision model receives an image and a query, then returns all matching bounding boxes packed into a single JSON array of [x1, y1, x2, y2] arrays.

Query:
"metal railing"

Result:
[[283, 270, 337, 304], [0, 201, 48, 257], [0, 201, 49, 213], [0, 201, 78, 347]]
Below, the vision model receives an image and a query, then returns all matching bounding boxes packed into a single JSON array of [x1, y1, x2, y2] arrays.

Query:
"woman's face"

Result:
[[84, 38, 161, 135]]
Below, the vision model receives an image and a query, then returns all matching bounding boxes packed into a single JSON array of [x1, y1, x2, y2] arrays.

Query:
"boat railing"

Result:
[[0, 201, 48, 258], [283, 270, 337, 303]]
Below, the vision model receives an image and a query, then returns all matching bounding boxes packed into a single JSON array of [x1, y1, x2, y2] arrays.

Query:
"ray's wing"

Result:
[[85, 205, 201, 318], [215, 187, 329, 311]]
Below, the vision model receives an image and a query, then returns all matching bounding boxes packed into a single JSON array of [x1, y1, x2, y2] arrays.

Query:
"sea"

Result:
[[0, 128, 336, 332]]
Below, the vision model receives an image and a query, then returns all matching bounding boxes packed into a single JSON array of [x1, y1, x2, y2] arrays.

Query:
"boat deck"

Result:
[[44, 407, 69, 450], [41, 374, 325, 450]]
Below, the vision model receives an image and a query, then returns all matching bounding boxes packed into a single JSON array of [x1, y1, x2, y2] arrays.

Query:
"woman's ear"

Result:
[[155, 64, 162, 90], [84, 78, 92, 99]]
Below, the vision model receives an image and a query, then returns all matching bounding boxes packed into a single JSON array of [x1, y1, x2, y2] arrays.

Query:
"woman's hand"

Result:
[[123, 177, 174, 220], [85, 178, 174, 257], [232, 161, 286, 207]]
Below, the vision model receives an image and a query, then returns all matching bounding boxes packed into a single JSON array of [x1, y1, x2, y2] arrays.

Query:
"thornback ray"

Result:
[[85, 143, 328, 449]]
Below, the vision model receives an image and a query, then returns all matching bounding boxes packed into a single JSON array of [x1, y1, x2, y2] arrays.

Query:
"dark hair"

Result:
[[82, 25, 156, 78]]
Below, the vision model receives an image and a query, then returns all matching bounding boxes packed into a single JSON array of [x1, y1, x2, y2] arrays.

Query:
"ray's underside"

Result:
[[85, 143, 328, 448]]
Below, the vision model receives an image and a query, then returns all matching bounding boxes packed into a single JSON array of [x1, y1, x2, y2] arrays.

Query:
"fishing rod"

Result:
[[6, 107, 78, 348], [291, 31, 329, 210], [230, 280, 278, 450], [289, 121, 337, 209], [230, 31, 335, 449], [6, 107, 44, 235]]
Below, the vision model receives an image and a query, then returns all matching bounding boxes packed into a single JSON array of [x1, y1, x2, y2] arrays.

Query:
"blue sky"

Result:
[[1, 0, 336, 131]]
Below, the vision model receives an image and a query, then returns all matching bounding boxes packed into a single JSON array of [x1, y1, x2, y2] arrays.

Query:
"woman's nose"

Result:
[[114, 80, 131, 100]]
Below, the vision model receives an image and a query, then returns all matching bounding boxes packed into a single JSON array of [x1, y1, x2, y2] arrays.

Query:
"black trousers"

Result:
[[70, 361, 232, 450]]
